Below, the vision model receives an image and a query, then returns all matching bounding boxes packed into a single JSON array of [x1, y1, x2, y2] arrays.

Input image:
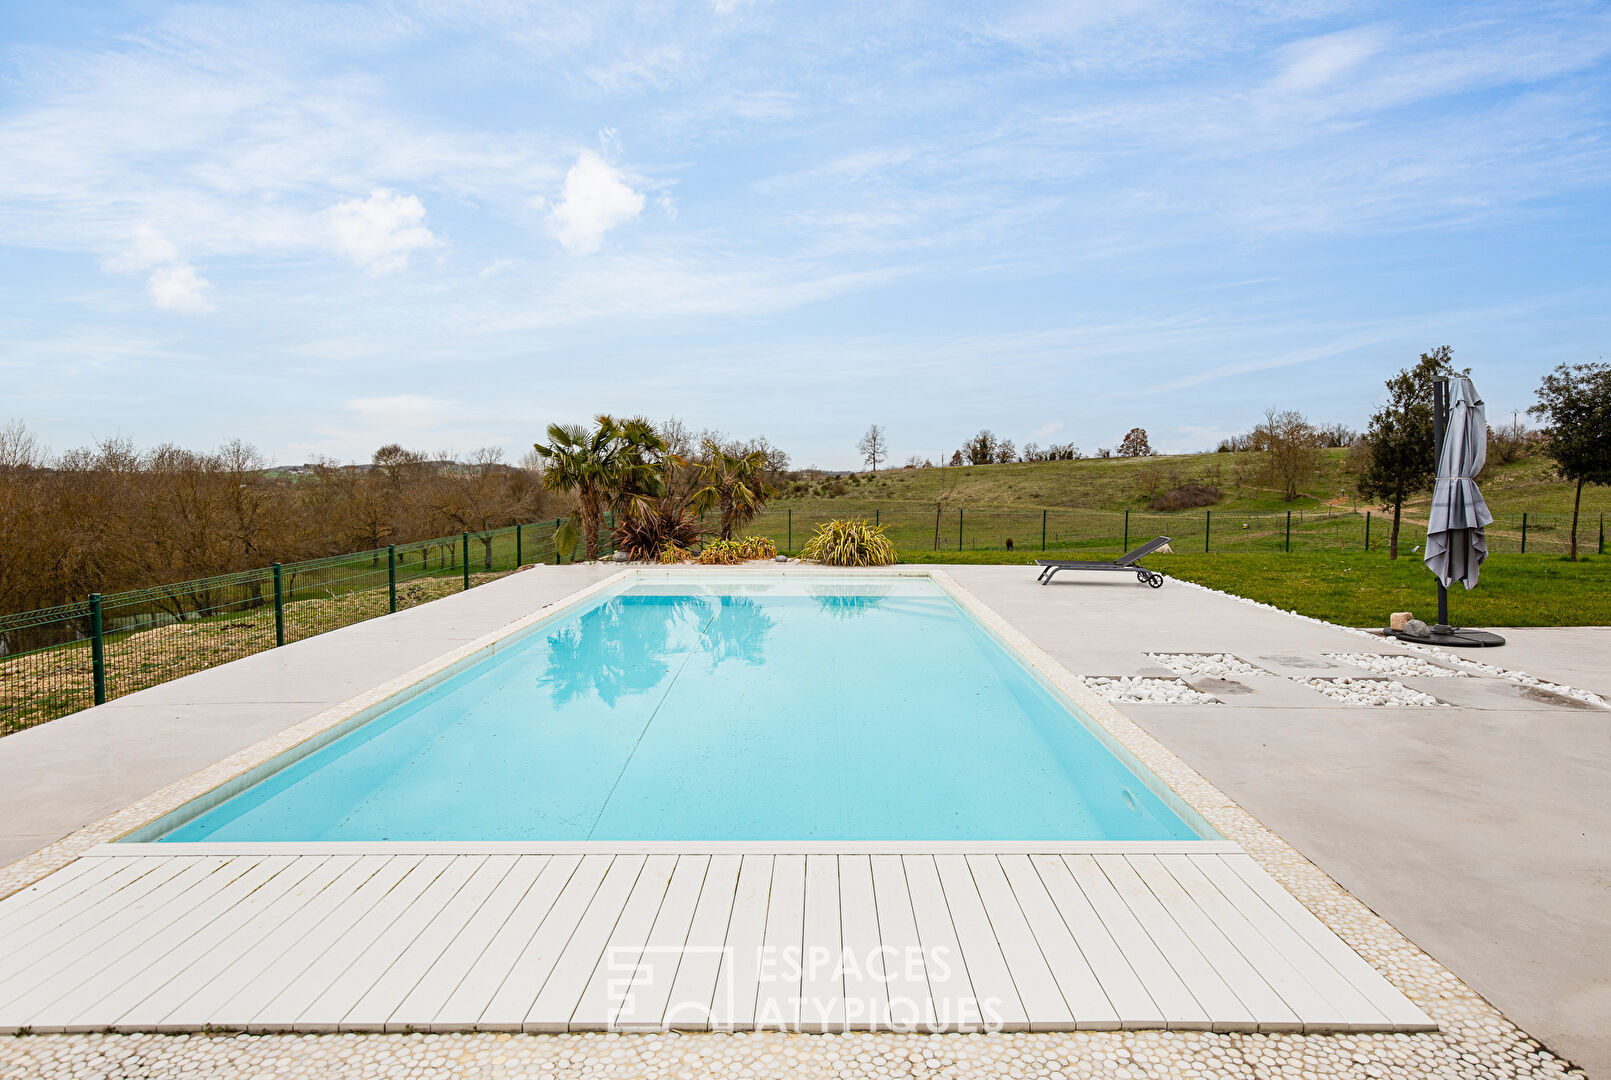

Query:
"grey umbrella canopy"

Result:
[[1424, 375, 1494, 590]]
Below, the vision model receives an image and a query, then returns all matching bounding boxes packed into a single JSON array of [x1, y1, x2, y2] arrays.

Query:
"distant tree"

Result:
[[1317, 423, 1358, 448], [1485, 413, 1534, 466], [1047, 442, 1081, 460], [994, 439, 1016, 464], [949, 450, 964, 467], [1356, 347, 1461, 558], [1117, 428, 1153, 458], [1253, 408, 1321, 503], [534, 415, 667, 560], [1095, 447, 1112, 459], [857, 425, 888, 472], [1530, 361, 1611, 561], [1020, 442, 1043, 462], [963, 430, 997, 466], [903, 454, 922, 469]]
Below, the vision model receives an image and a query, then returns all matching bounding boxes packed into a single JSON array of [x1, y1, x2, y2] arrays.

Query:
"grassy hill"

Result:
[[781, 447, 1604, 518]]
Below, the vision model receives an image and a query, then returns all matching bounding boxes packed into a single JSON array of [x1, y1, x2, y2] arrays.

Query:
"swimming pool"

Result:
[[144, 573, 1206, 843]]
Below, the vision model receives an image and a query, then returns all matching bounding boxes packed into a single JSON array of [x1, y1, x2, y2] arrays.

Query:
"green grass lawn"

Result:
[[896, 548, 1611, 627]]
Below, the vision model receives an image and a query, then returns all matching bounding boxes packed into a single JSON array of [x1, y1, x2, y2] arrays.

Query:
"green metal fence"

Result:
[[0, 518, 608, 736], [751, 503, 1607, 558]]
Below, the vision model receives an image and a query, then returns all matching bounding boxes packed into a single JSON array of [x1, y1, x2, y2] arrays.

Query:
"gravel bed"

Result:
[[1172, 579, 1610, 710], [1303, 677, 1446, 707], [1147, 652, 1266, 679], [1326, 653, 1471, 679], [1082, 675, 1221, 705]]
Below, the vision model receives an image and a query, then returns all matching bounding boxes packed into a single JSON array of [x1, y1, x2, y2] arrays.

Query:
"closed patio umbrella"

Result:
[[1395, 374, 1505, 647]]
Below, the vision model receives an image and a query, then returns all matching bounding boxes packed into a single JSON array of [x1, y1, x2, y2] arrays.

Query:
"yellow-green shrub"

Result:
[[738, 536, 777, 560], [800, 519, 896, 567], [696, 538, 746, 565]]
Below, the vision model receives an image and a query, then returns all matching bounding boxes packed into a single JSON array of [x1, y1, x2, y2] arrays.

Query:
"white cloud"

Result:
[[102, 225, 213, 313], [326, 189, 439, 273], [103, 225, 180, 273], [548, 151, 646, 255], [1272, 27, 1385, 93], [147, 263, 215, 313], [1029, 420, 1063, 439]]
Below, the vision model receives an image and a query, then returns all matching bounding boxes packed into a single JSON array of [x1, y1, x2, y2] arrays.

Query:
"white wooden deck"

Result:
[[0, 845, 1433, 1035]]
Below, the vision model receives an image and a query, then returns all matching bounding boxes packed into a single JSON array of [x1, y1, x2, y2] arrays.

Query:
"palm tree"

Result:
[[685, 438, 779, 540], [533, 416, 666, 560]]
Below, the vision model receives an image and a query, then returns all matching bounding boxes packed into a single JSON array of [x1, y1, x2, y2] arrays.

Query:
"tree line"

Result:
[[0, 427, 556, 616]]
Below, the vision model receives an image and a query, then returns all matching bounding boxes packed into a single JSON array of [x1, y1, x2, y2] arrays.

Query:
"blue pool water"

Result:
[[153, 576, 1203, 842]]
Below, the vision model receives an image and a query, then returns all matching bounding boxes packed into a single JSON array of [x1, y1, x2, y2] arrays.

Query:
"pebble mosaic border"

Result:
[[1326, 653, 1472, 679], [1081, 674, 1223, 705], [1147, 652, 1270, 679], [1300, 677, 1447, 708], [0, 566, 1588, 1078]]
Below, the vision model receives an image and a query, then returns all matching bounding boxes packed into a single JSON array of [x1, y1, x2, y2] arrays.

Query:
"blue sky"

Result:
[[2, 1, 1608, 469]]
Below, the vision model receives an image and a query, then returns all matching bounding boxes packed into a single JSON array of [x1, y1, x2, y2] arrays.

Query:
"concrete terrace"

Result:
[[0, 563, 1604, 1077]]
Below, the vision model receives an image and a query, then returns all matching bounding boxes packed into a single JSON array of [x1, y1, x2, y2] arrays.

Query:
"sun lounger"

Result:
[[1035, 536, 1170, 587]]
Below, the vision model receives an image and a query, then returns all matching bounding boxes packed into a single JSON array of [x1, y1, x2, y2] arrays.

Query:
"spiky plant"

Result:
[[534, 416, 666, 560], [800, 518, 897, 567], [738, 535, 777, 560], [696, 538, 747, 565], [613, 500, 702, 561]]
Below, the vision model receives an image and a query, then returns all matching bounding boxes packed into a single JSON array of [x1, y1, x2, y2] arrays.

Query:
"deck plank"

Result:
[[434, 853, 582, 1029], [1125, 855, 1300, 1032], [611, 855, 710, 1031], [252, 855, 454, 1030], [708, 854, 773, 1030], [0, 857, 233, 1019], [871, 854, 935, 1031], [349, 855, 519, 1032], [996, 854, 1117, 1029], [478, 853, 614, 1029], [932, 854, 1027, 1031], [569, 855, 679, 1030], [119, 854, 362, 1031], [62, 855, 315, 1031], [964, 854, 1074, 1031], [799, 854, 845, 1032], [1060, 854, 1208, 1029], [902, 854, 978, 1033], [662, 854, 741, 1031], [836, 855, 889, 1031], [1028, 854, 1160, 1026], [755, 854, 806, 1030], [524, 854, 648, 1031]]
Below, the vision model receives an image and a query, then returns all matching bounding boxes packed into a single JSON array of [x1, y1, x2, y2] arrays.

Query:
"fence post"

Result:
[[387, 546, 397, 613], [272, 563, 284, 647], [1041, 509, 1047, 552], [1123, 509, 1129, 553], [1365, 511, 1371, 552], [516, 523, 523, 567], [875, 508, 880, 527], [788, 509, 792, 552], [462, 533, 471, 589], [1601, 512, 1605, 556], [1521, 512, 1528, 553], [89, 592, 107, 706], [556, 519, 563, 564], [1205, 510, 1211, 553], [958, 509, 964, 552], [1285, 510, 1291, 553]]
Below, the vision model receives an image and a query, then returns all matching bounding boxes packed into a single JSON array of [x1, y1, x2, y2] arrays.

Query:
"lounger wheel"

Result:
[[1146, 572, 1164, 589]]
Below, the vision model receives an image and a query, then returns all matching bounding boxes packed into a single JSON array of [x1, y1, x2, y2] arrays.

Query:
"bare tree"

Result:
[[857, 425, 888, 472], [1254, 408, 1322, 502], [994, 439, 1016, 464]]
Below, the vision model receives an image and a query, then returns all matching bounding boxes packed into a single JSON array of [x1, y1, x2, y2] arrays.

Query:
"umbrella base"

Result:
[[1388, 625, 1506, 648]]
